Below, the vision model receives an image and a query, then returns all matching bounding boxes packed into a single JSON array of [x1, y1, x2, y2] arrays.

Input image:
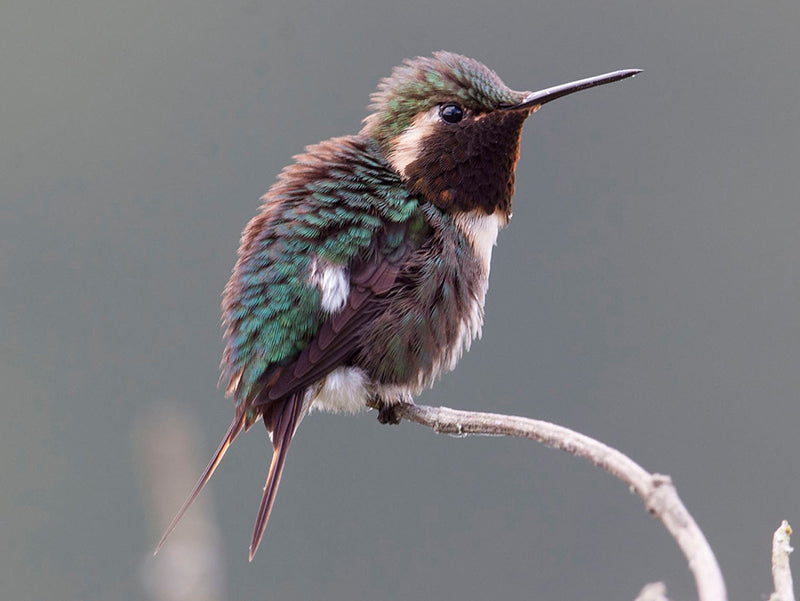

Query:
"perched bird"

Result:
[[156, 52, 639, 560]]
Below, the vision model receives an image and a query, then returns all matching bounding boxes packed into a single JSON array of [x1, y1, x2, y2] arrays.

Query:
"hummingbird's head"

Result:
[[362, 51, 639, 218]]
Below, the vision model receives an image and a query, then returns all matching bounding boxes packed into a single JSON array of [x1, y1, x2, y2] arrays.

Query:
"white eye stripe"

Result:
[[421, 105, 442, 123], [386, 106, 440, 176]]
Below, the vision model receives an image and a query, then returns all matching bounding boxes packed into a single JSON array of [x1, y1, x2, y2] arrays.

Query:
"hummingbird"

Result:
[[156, 51, 640, 560]]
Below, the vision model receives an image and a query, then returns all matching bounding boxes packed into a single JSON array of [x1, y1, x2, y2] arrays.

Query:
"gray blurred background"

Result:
[[3, 0, 799, 599]]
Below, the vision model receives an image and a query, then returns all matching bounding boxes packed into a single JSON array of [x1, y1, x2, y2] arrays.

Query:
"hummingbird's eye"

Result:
[[439, 103, 464, 124]]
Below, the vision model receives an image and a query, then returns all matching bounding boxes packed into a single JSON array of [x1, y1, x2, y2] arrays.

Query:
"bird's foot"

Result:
[[377, 403, 402, 425], [367, 397, 404, 425]]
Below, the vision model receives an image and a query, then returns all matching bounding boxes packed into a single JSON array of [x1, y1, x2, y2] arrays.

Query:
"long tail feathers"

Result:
[[154, 413, 245, 556], [248, 392, 305, 561]]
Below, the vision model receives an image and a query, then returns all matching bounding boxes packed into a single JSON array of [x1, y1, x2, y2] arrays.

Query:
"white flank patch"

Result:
[[387, 106, 440, 177], [312, 367, 370, 414], [309, 259, 349, 313]]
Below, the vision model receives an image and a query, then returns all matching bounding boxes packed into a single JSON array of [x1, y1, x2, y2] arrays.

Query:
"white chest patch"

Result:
[[309, 259, 349, 313], [443, 210, 505, 373], [454, 211, 503, 276], [311, 366, 370, 414]]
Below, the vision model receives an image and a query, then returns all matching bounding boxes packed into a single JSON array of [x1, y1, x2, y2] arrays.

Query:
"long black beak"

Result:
[[503, 69, 641, 111]]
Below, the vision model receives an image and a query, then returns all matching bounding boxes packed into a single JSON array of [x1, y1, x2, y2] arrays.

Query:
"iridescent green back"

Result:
[[221, 137, 418, 405]]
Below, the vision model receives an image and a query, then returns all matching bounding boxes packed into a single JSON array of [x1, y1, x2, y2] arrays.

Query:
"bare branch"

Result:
[[635, 582, 671, 601], [770, 520, 795, 601], [392, 402, 728, 601]]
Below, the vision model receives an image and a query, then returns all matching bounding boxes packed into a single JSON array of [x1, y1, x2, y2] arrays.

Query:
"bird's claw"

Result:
[[376, 403, 402, 425]]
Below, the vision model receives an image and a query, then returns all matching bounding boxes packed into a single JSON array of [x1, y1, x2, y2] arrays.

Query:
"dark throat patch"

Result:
[[403, 110, 527, 217]]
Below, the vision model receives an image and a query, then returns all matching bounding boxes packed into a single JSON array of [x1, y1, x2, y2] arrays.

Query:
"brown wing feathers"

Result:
[[261, 258, 402, 403]]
